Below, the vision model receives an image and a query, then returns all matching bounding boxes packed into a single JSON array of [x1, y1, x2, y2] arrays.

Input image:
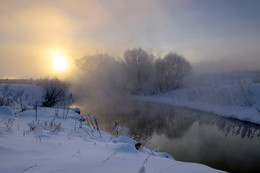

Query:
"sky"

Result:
[[0, 0, 260, 78]]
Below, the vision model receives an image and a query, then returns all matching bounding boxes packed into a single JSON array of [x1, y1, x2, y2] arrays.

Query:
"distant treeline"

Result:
[[0, 78, 35, 85], [0, 78, 68, 88], [76, 48, 192, 96]]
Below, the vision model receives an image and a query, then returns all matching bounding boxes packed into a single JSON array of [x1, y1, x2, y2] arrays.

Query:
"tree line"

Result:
[[76, 48, 192, 96]]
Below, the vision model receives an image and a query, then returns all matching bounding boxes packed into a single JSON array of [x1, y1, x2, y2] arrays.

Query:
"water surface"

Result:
[[75, 99, 260, 173]]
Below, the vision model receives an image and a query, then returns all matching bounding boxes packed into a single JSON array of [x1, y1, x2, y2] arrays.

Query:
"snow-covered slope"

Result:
[[0, 106, 225, 173], [137, 72, 260, 125]]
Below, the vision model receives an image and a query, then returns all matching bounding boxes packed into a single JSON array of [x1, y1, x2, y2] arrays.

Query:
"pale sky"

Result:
[[0, 0, 260, 78]]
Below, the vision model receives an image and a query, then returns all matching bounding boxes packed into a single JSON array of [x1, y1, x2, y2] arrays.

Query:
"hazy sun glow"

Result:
[[51, 51, 68, 72]]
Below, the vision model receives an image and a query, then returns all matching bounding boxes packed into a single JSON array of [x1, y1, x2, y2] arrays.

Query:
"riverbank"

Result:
[[0, 106, 225, 173], [136, 72, 260, 125]]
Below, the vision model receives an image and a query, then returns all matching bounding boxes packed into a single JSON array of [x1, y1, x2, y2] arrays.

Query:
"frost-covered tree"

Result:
[[76, 54, 123, 96], [155, 53, 192, 92], [123, 48, 155, 95]]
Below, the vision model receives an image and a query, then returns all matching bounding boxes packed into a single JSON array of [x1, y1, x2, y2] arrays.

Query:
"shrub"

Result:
[[36, 78, 74, 107]]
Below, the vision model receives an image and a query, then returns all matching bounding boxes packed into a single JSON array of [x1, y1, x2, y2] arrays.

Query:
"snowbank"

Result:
[[0, 106, 225, 173]]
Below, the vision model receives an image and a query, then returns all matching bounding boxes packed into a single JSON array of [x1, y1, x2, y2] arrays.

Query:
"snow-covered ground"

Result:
[[0, 106, 225, 173], [137, 72, 260, 125]]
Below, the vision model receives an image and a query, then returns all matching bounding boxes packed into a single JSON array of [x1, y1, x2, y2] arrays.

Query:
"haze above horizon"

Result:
[[0, 0, 260, 79]]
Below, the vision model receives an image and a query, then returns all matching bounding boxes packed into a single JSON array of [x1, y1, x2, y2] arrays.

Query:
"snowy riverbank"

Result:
[[137, 72, 260, 125], [0, 106, 225, 173]]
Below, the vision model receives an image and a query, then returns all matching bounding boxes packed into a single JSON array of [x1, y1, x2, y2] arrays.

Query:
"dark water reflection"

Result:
[[76, 99, 260, 173]]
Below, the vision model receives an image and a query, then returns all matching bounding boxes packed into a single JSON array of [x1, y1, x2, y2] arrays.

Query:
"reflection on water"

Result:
[[76, 99, 260, 173]]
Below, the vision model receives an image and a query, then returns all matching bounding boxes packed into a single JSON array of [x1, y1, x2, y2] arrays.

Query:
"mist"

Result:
[[193, 56, 260, 75], [71, 48, 193, 109], [1, 0, 260, 79]]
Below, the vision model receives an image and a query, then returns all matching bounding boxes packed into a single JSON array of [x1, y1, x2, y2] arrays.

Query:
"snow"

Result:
[[137, 72, 260, 125], [0, 106, 225, 173], [0, 106, 14, 117]]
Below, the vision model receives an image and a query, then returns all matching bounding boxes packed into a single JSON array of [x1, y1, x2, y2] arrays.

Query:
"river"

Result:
[[74, 98, 260, 173]]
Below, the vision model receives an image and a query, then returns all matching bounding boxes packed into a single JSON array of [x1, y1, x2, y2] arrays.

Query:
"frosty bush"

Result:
[[36, 78, 74, 107], [28, 119, 62, 133], [0, 85, 25, 108], [85, 113, 102, 137], [4, 118, 14, 131], [113, 121, 129, 137]]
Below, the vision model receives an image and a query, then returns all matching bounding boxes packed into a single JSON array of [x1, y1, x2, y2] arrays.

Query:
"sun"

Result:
[[51, 51, 68, 72]]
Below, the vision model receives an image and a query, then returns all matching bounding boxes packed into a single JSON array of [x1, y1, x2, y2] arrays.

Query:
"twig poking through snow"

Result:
[[71, 151, 80, 157], [102, 152, 117, 163], [138, 155, 150, 173], [21, 165, 38, 173]]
